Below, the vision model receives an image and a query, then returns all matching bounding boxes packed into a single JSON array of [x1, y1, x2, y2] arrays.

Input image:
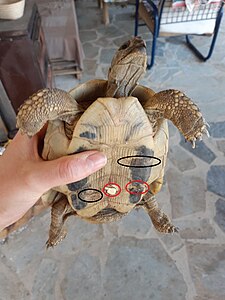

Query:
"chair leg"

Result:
[[134, 0, 140, 36], [98, 0, 103, 9], [102, 2, 109, 25], [147, 30, 157, 69], [186, 7, 223, 61], [134, 0, 157, 69]]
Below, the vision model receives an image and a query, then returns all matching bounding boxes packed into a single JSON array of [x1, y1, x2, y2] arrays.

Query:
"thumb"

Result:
[[33, 151, 107, 192]]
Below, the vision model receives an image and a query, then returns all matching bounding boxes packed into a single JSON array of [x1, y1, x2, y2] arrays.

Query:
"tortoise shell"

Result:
[[42, 79, 168, 220]]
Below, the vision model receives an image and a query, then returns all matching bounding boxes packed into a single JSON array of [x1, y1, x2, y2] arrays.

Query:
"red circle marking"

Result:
[[102, 182, 122, 197], [125, 180, 150, 195]]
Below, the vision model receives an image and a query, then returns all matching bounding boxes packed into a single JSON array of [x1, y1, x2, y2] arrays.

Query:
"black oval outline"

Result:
[[117, 155, 161, 168], [78, 188, 103, 203]]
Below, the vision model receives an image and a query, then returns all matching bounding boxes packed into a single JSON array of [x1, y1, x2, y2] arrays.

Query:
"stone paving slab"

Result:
[[1, 1, 225, 299]]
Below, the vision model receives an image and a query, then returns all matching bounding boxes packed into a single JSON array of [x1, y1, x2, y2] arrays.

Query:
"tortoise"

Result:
[[16, 37, 208, 247]]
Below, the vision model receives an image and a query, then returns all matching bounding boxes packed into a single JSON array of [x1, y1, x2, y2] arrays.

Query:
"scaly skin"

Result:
[[144, 90, 209, 148], [106, 36, 147, 97], [46, 196, 75, 248], [141, 195, 178, 233], [16, 89, 83, 137]]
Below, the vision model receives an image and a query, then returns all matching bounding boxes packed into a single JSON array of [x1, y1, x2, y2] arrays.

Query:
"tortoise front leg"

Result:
[[17, 88, 83, 136], [46, 194, 76, 248], [144, 90, 209, 148], [141, 194, 178, 233]]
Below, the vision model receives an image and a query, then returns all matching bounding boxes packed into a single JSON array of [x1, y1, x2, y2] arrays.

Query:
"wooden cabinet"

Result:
[[0, 1, 52, 112]]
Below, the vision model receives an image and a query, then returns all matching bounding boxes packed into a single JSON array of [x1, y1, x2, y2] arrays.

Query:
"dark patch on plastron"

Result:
[[125, 122, 143, 142], [69, 146, 88, 155], [129, 193, 142, 204], [69, 146, 87, 156], [67, 177, 88, 191], [73, 146, 87, 154], [71, 194, 87, 210], [130, 146, 154, 182], [79, 131, 96, 139]]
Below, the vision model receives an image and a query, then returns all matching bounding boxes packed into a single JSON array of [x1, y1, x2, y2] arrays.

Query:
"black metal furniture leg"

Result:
[[186, 5, 223, 61], [134, 0, 140, 36], [147, 32, 157, 69]]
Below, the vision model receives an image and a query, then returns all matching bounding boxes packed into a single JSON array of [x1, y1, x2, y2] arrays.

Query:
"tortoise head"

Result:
[[107, 36, 147, 98]]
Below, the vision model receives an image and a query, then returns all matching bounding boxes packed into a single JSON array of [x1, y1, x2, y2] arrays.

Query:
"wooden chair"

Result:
[[134, 0, 224, 69]]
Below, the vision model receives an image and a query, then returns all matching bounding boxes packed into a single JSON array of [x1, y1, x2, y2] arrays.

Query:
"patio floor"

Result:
[[1, 1, 225, 299]]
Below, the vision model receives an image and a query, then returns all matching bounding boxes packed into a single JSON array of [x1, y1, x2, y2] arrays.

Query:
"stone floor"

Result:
[[1, 1, 225, 299]]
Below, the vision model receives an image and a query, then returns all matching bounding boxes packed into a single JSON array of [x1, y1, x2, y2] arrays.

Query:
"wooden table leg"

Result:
[[102, 2, 109, 25], [98, 0, 103, 9]]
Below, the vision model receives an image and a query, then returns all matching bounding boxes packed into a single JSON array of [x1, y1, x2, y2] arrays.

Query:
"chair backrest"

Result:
[[140, 0, 223, 36]]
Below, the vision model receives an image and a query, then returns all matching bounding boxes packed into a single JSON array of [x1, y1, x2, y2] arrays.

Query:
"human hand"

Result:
[[0, 131, 107, 231]]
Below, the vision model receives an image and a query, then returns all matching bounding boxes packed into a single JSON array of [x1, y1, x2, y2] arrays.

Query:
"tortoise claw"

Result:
[[202, 127, 210, 137], [46, 232, 66, 249], [191, 138, 196, 149], [174, 226, 179, 233], [204, 120, 210, 128], [162, 223, 179, 234], [168, 226, 179, 233], [196, 132, 203, 141], [186, 118, 209, 146]]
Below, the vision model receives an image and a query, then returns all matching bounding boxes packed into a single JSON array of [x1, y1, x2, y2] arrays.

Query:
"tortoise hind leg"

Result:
[[46, 195, 76, 248], [141, 194, 178, 233]]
